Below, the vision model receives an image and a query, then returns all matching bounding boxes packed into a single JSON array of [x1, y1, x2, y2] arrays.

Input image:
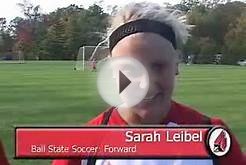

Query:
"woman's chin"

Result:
[[135, 97, 163, 110], [135, 93, 171, 110]]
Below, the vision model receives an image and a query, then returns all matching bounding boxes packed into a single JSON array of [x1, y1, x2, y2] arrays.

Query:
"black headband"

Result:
[[109, 19, 177, 52]]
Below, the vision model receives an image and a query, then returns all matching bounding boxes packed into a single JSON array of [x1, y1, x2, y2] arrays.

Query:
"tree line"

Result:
[[0, 0, 245, 64]]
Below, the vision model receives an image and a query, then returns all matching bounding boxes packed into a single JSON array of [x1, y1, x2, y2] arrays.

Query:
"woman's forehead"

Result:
[[111, 33, 176, 61]]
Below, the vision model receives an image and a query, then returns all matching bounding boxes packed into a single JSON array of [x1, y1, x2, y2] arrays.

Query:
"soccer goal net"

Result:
[[74, 46, 110, 71]]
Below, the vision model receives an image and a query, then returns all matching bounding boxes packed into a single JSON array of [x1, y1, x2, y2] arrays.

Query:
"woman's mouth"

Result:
[[142, 92, 163, 102]]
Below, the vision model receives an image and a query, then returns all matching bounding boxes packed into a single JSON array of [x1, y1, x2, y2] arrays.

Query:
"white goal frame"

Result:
[[75, 45, 110, 71]]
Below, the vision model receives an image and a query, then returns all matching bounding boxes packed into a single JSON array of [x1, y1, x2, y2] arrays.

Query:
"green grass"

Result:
[[0, 61, 245, 165]]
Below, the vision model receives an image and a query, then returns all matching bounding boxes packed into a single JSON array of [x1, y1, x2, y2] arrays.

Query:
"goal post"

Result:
[[74, 46, 110, 71]]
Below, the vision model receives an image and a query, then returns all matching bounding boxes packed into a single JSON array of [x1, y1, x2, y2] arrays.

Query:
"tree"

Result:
[[42, 20, 67, 59], [183, 1, 246, 64], [223, 13, 246, 64], [179, 0, 201, 12], [0, 18, 7, 31], [0, 18, 14, 55], [202, 0, 231, 8], [11, 0, 42, 59]]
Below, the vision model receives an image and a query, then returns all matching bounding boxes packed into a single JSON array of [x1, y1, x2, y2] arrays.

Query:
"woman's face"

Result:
[[111, 33, 178, 110]]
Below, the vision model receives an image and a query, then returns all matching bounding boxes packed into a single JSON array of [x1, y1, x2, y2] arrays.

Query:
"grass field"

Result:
[[0, 61, 245, 165]]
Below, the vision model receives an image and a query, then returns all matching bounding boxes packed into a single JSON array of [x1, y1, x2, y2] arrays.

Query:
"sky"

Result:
[[0, 0, 181, 22]]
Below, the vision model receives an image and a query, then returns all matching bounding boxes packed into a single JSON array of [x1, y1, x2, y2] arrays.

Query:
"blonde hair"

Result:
[[90, 2, 191, 60], [108, 2, 191, 48]]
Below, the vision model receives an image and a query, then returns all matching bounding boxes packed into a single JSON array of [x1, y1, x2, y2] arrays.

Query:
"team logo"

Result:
[[207, 127, 231, 156]]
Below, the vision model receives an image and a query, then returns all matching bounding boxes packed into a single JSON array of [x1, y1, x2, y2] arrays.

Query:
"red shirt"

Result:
[[52, 101, 244, 165], [0, 140, 9, 165]]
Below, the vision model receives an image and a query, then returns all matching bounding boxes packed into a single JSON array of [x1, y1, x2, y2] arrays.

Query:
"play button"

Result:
[[119, 70, 131, 94], [97, 56, 149, 108]]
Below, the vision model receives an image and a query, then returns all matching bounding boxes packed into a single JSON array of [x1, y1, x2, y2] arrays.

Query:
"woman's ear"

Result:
[[176, 63, 179, 75], [174, 49, 181, 75]]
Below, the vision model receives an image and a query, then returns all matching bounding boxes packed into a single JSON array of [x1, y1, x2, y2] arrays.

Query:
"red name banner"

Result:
[[15, 127, 211, 159]]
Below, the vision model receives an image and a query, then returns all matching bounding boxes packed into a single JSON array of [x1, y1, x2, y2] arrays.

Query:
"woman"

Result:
[[53, 2, 244, 165]]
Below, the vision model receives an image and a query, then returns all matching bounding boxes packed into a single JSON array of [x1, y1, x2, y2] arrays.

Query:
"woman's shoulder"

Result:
[[170, 101, 214, 125], [87, 107, 116, 125]]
